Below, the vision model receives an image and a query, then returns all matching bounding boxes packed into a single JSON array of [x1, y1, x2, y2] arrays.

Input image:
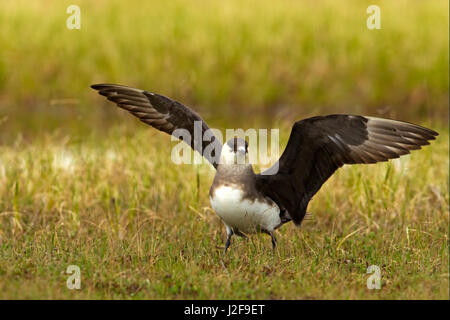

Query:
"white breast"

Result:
[[209, 185, 281, 234]]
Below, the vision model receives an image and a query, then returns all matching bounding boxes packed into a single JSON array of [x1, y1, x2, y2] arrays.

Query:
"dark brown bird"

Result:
[[91, 84, 438, 253]]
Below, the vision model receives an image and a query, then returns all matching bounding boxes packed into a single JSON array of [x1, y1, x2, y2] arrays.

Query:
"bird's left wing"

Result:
[[91, 84, 222, 168], [255, 114, 438, 226]]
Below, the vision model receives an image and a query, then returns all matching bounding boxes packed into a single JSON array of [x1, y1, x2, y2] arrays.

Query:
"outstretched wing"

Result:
[[91, 84, 222, 168], [256, 114, 438, 226]]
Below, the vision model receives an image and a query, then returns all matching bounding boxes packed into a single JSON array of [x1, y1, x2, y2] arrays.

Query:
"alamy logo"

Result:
[[170, 121, 280, 174], [366, 5, 381, 30], [66, 5, 81, 30], [66, 265, 81, 290], [366, 265, 381, 290]]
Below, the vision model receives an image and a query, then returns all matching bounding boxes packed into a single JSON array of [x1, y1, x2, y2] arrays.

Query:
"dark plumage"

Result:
[[91, 84, 438, 251], [255, 115, 437, 226], [91, 84, 222, 168]]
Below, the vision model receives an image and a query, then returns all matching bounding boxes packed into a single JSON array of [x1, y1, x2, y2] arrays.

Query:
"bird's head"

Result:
[[220, 138, 249, 165]]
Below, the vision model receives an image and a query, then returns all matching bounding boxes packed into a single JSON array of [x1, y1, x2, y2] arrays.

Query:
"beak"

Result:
[[237, 146, 246, 155]]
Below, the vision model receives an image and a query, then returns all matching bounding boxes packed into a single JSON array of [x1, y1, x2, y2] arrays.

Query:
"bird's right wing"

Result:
[[256, 115, 438, 226], [91, 84, 222, 168]]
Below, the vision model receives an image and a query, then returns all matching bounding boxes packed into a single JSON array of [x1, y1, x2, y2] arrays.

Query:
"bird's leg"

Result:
[[262, 229, 277, 251], [269, 231, 277, 251], [223, 226, 233, 255], [224, 234, 232, 255]]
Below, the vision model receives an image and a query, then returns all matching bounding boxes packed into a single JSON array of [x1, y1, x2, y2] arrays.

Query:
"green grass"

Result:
[[0, 0, 448, 299], [0, 0, 448, 122], [0, 125, 448, 299]]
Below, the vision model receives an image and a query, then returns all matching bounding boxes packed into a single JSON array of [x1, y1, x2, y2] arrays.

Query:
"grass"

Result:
[[0, 124, 448, 299], [0, 0, 448, 122], [0, 0, 448, 299]]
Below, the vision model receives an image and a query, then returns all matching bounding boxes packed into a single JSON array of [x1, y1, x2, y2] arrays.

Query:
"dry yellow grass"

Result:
[[0, 125, 447, 299]]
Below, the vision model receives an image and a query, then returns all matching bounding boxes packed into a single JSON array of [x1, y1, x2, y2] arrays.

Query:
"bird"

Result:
[[91, 83, 438, 253]]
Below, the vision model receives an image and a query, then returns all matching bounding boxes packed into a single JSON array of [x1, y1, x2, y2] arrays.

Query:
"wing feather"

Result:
[[91, 84, 222, 168], [256, 114, 438, 226]]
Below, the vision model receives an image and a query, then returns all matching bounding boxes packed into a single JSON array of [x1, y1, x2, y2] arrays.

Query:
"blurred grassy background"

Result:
[[0, 0, 448, 299], [0, 0, 448, 138]]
